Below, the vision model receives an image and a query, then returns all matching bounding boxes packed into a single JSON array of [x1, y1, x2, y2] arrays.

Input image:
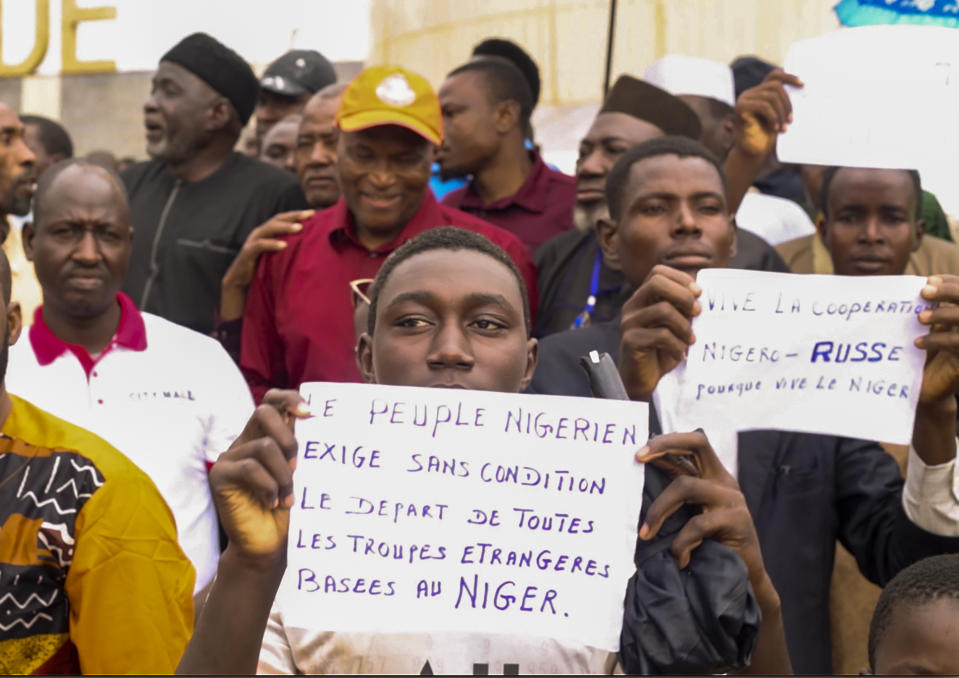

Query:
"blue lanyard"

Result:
[[572, 249, 603, 328]]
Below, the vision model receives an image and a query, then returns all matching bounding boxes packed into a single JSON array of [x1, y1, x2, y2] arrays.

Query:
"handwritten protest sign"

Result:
[[281, 382, 648, 651], [654, 270, 928, 453], [776, 25, 959, 217]]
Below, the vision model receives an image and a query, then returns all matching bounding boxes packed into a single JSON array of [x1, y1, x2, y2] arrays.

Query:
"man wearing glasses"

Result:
[[239, 65, 536, 404]]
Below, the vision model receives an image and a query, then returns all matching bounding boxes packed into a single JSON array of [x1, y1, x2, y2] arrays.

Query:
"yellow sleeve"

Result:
[[65, 467, 195, 674]]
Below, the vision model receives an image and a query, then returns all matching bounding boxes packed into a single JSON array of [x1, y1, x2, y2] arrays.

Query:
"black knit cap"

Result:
[[161, 33, 259, 125], [600, 75, 702, 140]]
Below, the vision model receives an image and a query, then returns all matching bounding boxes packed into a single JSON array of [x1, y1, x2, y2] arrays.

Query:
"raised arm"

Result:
[[723, 70, 803, 215], [177, 389, 309, 675]]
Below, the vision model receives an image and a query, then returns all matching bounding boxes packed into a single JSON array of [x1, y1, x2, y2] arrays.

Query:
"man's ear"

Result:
[[208, 97, 232, 132], [357, 332, 376, 384], [596, 216, 621, 270], [720, 114, 737, 154], [7, 301, 21, 347], [816, 213, 829, 245], [22, 222, 35, 262], [913, 218, 925, 252], [518, 337, 538, 392], [493, 99, 521, 135], [727, 217, 738, 260]]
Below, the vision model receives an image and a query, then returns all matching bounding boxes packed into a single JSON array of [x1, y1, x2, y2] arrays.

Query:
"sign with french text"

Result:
[[281, 382, 648, 651], [655, 269, 928, 447]]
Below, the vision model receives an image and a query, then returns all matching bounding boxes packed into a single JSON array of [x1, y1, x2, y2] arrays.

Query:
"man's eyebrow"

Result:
[[0, 125, 21, 136], [384, 291, 517, 312], [630, 190, 726, 203]]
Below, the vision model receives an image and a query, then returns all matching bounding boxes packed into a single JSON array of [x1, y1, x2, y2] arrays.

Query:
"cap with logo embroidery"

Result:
[[336, 65, 443, 145]]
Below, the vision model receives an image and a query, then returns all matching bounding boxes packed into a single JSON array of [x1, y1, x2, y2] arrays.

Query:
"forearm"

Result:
[[742, 573, 792, 675], [177, 548, 286, 675], [722, 147, 767, 216], [220, 281, 249, 322], [912, 397, 958, 466]]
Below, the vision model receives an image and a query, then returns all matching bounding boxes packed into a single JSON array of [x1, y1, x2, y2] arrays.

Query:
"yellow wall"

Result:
[[369, 0, 841, 104]]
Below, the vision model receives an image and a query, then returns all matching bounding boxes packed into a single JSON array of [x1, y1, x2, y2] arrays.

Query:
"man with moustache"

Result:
[[121, 33, 307, 336], [239, 66, 535, 402], [7, 159, 252, 596]]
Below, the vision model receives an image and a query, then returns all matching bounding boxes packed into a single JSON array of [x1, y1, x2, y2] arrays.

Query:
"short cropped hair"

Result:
[[447, 60, 534, 128], [605, 136, 726, 221], [367, 227, 530, 336], [820, 165, 923, 221], [868, 554, 959, 670], [33, 158, 128, 227], [20, 114, 74, 160], [471, 38, 541, 108]]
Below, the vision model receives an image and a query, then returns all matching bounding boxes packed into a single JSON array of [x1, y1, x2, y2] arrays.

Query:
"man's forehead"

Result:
[[830, 167, 916, 205], [583, 112, 664, 143], [0, 104, 22, 131], [383, 250, 520, 303], [627, 154, 724, 194]]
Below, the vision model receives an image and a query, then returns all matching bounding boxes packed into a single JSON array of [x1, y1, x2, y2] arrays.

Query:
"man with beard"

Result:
[[122, 33, 307, 336], [530, 137, 959, 673], [532, 74, 792, 338], [214, 83, 346, 362], [8, 159, 252, 597], [0, 237, 195, 672]]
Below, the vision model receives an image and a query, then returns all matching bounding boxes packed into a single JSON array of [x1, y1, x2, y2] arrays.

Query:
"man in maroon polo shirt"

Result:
[[437, 59, 575, 254], [240, 65, 537, 403]]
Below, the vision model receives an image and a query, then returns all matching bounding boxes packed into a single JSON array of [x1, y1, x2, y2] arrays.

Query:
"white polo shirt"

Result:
[[7, 292, 254, 592]]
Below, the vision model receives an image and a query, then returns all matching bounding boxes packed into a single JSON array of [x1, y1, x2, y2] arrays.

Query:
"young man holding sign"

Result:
[[531, 137, 959, 674], [179, 227, 791, 674]]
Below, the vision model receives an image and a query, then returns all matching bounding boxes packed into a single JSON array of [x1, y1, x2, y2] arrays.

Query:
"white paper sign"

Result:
[[282, 382, 648, 652], [777, 25, 959, 216], [656, 270, 928, 447]]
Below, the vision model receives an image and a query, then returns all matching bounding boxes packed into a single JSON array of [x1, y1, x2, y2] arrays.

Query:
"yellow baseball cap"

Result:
[[336, 65, 443, 145]]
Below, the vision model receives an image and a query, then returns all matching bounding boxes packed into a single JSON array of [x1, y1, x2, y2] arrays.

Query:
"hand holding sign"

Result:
[[620, 265, 702, 402], [209, 389, 309, 562], [917, 275, 959, 405]]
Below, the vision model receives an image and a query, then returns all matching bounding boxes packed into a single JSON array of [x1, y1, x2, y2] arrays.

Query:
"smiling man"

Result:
[[121, 33, 307, 335], [8, 159, 253, 595], [239, 65, 536, 402]]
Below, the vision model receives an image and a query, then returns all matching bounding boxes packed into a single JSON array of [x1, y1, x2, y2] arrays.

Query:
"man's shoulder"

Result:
[[530, 322, 620, 397], [439, 184, 469, 208], [4, 394, 154, 485], [219, 153, 303, 194], [120, 159, 166, 192], [141, 311, 238, 360], [436, 203, 528, 253], [775, 234, 816, 273]]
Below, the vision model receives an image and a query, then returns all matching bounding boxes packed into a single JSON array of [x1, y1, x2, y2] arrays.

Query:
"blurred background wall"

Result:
[[0, 0, 840, 169]]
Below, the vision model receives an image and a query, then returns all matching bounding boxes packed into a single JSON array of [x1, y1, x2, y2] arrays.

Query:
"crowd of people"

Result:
[[2, 25, 959, 676]]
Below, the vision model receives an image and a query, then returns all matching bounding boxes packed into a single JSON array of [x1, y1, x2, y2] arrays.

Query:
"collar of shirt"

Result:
[[454, 152, 551, 214], [30, 292, 148, 376], [326, 190, 451, 255]]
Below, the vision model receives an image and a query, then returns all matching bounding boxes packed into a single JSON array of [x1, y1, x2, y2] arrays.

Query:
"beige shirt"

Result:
[[2, 218, 42, 325]]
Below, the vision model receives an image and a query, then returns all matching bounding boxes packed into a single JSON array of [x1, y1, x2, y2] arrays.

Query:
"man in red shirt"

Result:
[[437, 59, 575, 254], [240, 66, 537, 403]]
